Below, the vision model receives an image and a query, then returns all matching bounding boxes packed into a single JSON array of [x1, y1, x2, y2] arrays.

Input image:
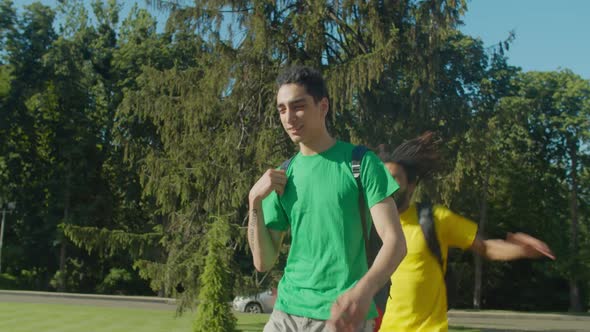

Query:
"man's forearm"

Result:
[[356, 232, 406, 297], [480, 239, 528, 261], [248, 198, 280, 272]]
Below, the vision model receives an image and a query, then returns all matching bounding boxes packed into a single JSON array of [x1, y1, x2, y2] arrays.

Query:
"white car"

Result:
[[232, 288, 277, 314]]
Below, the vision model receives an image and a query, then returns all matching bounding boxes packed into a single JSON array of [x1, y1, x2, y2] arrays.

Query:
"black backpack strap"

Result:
[[353, 145, 391, 309], [418, 202, 444, 268], [418, 202, 456, 310], [280, 157, 293, 172], [277, 156, 295, 219], [352, 146, 367, 179], [352, 145, 369, 254]]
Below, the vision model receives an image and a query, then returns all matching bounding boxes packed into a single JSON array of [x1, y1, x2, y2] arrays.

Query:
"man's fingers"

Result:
[[329, 297, 349, 327], [508, 233, 556, 260], [273, 183, 286, 196], [259, 169, 286, 196], [271, 174, 287, 185], [269, 169, 286, 176], [268, 169, 287, 185], [329, 317, 350, 332]]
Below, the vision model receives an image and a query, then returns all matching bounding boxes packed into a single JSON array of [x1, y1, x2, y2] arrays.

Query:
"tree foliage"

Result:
[[0, 0, 588, 316]]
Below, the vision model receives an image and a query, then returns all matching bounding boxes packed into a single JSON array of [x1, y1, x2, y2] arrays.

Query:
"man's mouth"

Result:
[[289, 125, 303, 134]]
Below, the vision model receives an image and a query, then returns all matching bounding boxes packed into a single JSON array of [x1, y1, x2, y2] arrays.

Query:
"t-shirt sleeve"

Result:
[[262, 191, 289, 231], [434, 205, 478, 250], [360, 151, 399, 208]]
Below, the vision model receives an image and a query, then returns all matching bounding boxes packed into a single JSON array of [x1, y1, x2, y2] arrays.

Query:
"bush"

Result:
[[97, 268, 133, 295], [0, 273, 18, 290], [193, 216, 237, 332]]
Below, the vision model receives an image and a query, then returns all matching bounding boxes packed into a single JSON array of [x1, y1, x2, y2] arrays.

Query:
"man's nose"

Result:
[[285, 107, 297, 124]]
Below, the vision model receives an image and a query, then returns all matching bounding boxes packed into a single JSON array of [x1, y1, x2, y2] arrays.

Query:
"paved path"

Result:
[[1, 290, 589, 331], [449, 310, 590, 331], [0, 290, 176, 310]]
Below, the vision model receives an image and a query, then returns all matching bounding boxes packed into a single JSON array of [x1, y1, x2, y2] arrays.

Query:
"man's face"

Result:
[[385, 162, 413, 211], [276, 83, 328, 144]]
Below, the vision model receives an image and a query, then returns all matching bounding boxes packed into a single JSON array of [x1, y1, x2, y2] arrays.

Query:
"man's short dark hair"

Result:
[[276, 65, 329, 103], [377, 131, 441, 184]]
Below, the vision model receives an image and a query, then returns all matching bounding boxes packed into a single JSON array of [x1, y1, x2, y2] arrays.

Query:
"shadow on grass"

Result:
[[452, 326, 581, 332], [481, 330, 580, 332], [455, 309, 590, 318], [236, 313, 267, 332], [237, 323, 265, 332]]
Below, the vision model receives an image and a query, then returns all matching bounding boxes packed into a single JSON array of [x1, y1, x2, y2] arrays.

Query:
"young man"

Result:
[[248, 65, 407, 332], [376, 132, 555, 332]]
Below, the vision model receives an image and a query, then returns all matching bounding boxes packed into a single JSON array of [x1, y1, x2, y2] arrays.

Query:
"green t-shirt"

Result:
[[262, 140, 399, 320]]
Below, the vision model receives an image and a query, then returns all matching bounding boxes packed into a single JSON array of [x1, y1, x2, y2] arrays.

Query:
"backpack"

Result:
[[417, 202, 457, 310], [280, 145, 391, 312]]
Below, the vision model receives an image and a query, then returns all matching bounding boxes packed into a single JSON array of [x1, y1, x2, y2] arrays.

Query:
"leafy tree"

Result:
[[193, 215, 237, 332], [504, 70, 590, 311]]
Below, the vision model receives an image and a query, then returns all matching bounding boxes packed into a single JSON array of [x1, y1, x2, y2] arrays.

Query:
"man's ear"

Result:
[[408, 181, 417, 196], [320, 97, 329, 116]]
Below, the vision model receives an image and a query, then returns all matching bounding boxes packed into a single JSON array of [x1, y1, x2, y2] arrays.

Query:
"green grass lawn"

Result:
[[0, 301, 478, 331]]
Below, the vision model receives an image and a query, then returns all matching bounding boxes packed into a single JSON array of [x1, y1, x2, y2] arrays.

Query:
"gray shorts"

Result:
[[263, 309, 375, 332]]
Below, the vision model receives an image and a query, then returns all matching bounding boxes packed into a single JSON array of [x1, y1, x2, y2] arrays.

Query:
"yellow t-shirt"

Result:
[[379, 203, 478, 332]]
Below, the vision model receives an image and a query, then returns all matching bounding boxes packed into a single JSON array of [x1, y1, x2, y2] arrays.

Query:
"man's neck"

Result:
[[398, 203, 410, 214], [299, 133, 336, 156], [398, 194, 414, 213]]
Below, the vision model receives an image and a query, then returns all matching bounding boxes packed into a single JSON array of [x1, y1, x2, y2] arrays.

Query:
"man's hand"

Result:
[[249, 169, 287, 202], [471, 232, 556, 261], [325, 197, 406, 331], [248, 169, 287, 272], [506, 232, 556, 260], [327, 287, 372, 332]]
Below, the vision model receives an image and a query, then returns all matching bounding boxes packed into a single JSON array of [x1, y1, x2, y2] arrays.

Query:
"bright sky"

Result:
[[13, 0, 590, 79], [461, 0, 590, 79]]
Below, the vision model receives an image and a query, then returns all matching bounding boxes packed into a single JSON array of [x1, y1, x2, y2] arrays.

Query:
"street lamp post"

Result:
[[0, 200, 16, 274]]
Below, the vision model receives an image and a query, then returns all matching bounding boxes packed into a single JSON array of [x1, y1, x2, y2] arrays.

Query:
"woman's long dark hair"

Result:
[[377, 131, 441, 184]]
